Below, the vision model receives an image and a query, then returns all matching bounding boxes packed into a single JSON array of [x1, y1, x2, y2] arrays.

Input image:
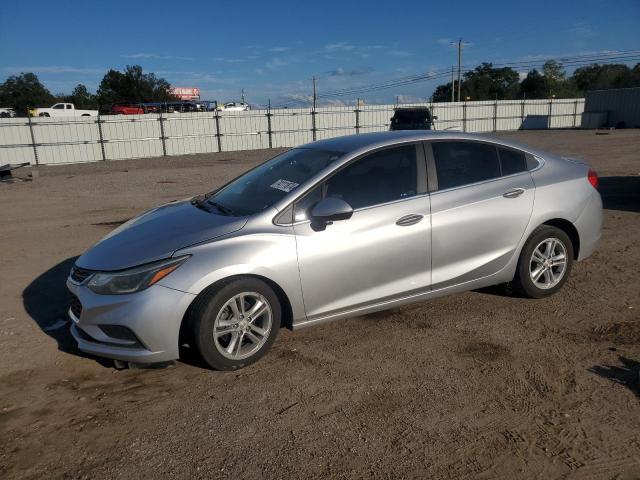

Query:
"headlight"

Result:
[[87, 256, 190, 295]]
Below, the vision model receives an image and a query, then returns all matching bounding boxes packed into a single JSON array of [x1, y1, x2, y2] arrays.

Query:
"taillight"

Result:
[[588, 169, 599, 189]]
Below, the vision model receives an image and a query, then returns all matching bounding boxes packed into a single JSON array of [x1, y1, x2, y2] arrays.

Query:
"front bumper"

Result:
[[67, 278, 196, 363]]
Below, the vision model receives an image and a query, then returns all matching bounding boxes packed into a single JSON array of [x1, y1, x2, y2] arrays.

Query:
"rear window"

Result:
[[432, 141, 501, 190], [498, 147, 527, 176]]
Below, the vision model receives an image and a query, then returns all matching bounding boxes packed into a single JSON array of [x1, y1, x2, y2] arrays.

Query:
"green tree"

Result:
[[631, 63, 640, 85], [541, 60, 580, 97], [571, 63, 637, 92], [432, 81, 454, 102], [96, 65, 176, 106], [460, 63, 520, 100], [0, 72, 55, 115], [520, 69, 547, 99], [66, 84, 97, 110]]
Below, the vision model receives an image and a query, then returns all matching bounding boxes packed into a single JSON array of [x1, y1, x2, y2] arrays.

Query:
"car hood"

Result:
[[76, 200, 248, 271]]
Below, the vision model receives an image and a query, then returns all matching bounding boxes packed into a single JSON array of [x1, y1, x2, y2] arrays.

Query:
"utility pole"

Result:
[[456, 38, 462, 102], [450, 38, 470, 102], [312, 77, 317, 109], [451, 66, 455, 102], [241, 89, 245, 103], [311, 77, 317, 141]]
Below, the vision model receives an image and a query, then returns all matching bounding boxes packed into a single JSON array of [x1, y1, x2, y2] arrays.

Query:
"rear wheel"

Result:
[[513, 225, 574, 298], [189, 278, 281, 370]]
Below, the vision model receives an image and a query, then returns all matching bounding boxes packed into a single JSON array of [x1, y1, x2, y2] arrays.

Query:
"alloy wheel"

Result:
[[213, 292, 273, 360], [529, 237, 568, 290]]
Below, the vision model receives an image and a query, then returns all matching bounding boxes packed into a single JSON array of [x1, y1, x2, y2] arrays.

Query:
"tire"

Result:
[[513, 225, 574, 299], [189, 278, 281, 370], [39, 113, 50, 117]]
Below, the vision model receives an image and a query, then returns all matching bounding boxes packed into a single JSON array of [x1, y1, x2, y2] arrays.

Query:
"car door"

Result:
[[293, 143, 431, 321], [427, 140, 535, 289]]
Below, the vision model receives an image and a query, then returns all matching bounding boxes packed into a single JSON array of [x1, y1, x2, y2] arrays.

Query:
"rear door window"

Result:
[[498, 147, 527, 176], [432, 141, 501, 190]]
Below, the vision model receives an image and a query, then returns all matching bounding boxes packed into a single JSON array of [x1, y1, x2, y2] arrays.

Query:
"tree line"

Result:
[[2, 61, 640, 116], [0, 65, 176, 116], [432, 60, 640, 102]]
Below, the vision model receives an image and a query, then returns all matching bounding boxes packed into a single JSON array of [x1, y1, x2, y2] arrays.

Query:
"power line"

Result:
[[275, 50, 640, 107]]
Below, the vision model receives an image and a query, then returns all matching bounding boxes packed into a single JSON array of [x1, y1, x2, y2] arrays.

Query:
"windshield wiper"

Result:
[[206, 200, 234, 216], [191, 196, 213, 213]]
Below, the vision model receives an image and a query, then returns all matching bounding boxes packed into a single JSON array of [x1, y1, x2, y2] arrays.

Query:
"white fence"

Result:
[[0, 98, 585, 166]]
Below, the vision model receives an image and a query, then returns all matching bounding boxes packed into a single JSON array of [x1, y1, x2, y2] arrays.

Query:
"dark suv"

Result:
[[389, 107, 435, 131]]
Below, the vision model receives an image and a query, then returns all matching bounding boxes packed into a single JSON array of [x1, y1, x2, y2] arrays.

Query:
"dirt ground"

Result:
[[0, 130, 639, 479]]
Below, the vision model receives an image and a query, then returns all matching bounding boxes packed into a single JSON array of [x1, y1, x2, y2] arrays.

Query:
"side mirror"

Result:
[[311, 197, 353, 223], [432, 115, 438, 120]]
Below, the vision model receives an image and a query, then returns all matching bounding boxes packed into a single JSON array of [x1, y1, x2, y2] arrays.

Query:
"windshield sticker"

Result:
[[270, 179, 299, 193]]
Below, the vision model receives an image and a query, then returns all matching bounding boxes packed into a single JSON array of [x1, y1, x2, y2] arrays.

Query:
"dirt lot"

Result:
[[1, 130, 639, 479]]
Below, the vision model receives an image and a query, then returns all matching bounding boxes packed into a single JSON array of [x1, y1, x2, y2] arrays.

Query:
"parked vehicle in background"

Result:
[[390, 106, 435, 131], [111, 102, 145, 115], [220, 102, 250, 111], [67, 131, 602, 371], [174, 101, 205, 112], [34, 103, 98, 117], [0, 107, 16, 118], [137, 101, 206, 114]]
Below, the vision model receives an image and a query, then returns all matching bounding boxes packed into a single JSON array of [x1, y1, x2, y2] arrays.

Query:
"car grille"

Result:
[[69, 293, 82, 319], [70, 266, 93, 284]]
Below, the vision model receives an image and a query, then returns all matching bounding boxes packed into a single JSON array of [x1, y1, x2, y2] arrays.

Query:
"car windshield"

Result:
[[205, 148, 343, 216], [393, 109, 431, 123]]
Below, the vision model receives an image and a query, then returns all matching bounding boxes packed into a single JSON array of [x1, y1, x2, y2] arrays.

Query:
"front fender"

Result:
[[158, 231, 306, 323]]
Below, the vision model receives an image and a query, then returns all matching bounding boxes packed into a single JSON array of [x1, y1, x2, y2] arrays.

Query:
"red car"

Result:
[[111, 103, 145, 115]]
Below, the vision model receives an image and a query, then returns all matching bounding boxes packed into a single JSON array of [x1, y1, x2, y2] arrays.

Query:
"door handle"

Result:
[[503, 188, 525, 199], [396, 214, 423, 226]]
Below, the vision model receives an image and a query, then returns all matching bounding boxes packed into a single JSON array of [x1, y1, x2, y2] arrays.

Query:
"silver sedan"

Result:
[[67, 131, 602, 370]]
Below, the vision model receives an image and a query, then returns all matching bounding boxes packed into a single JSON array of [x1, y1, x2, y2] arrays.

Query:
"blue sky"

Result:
[[1, 0, 639, 106]]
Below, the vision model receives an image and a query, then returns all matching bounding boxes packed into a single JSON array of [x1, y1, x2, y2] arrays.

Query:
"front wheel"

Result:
[[189, 278, 281, 370], [513, 225, 574, 298]]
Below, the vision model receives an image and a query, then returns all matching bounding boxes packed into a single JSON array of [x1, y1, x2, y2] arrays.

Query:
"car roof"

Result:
[[300, 130, 548, 157]]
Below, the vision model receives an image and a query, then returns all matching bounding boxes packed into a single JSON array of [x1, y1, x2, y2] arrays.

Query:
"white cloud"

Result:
[[389, 50, 413, 57], [325, 42, 355, 51], [327, 67, 374, 77], [266, 58, 288, 70], [269, 47, 289, 52], [568, 21, 594, 38], [2, 65, 105, 74], [396, 94, 427, 104], [516, 49, 619, 62], [321, 99, 348, 107], [121, 53, 194, 61]]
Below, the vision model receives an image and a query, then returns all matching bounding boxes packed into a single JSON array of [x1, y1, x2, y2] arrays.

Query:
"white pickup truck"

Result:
[[0, 107, 16, 118], [34, 103, 98, 117]]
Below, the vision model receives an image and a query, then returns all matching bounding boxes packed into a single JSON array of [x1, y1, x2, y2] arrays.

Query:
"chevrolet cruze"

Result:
[[67, 131, 602, 370]]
